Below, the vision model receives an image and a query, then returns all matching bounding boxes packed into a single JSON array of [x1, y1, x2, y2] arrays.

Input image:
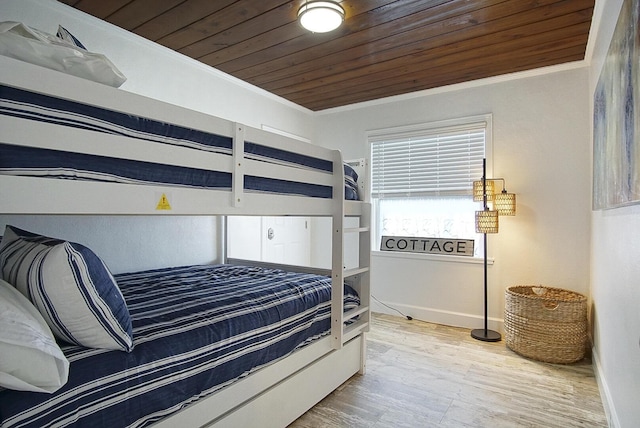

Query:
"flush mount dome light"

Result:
[[298, 1, 345, 33]]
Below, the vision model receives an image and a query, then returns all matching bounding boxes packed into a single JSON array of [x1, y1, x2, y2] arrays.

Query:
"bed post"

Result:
[[358, 197, 371, 375], [331, 151, 345, 350], [220, 216, 228, 264], [232, 123, 245, 208]]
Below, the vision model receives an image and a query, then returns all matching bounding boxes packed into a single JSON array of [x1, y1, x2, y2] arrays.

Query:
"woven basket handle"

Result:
[[542, 300, 559, 310]]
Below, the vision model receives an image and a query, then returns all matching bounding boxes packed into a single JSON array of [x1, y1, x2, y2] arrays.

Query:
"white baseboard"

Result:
[[592, 346, 619, 428], [371, 300, 504, 332]]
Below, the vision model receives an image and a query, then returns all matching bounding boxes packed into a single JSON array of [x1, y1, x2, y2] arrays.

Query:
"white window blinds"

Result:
[[370, 121, 486, 198]]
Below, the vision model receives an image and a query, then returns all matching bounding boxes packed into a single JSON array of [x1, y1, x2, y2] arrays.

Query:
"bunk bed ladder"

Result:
[[344, 206, 371, 344], [331, 157, 371, 357]]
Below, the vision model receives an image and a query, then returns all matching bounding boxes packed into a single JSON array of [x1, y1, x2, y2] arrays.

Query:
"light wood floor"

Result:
[[290, 313, 607, 428]]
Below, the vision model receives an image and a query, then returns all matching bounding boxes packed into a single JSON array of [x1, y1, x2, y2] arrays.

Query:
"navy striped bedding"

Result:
[[0, 85, 359, 200], [0, 264, 360, 428]]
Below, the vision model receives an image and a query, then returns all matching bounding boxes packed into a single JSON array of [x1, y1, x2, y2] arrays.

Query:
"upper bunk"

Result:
[[0, 56, 366, 218]]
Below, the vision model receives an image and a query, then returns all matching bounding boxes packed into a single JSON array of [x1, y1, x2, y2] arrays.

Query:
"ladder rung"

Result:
[[343, 319, 369, 342], [345, 227, 370, 234], [344, 305, 369, 322], [344, 267, 369, 278]]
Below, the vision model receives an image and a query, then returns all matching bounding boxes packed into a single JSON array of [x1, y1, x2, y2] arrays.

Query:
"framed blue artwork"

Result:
[[593, 0, 640, 209]]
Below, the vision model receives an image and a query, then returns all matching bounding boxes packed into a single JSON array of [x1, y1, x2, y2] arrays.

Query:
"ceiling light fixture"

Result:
[[298, 1, 345, 33]]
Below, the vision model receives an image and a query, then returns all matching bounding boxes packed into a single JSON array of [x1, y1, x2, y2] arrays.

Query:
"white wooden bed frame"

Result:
[[0, 56, 371, 428]]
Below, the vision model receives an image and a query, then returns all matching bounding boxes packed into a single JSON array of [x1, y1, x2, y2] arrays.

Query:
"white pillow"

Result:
[[0, 279, 69, 393], [0, 225, 134, 352]]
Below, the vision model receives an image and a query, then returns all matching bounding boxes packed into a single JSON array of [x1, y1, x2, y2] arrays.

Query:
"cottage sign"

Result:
[[380, 236, 474, 257]]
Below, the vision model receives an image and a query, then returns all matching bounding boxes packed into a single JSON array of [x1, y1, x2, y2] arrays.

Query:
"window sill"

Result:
[[371, 250, 494, 265]]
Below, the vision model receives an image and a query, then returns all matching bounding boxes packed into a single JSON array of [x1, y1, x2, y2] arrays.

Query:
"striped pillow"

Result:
[[56, 25, 87, 50], [0, 226, 133, 352]]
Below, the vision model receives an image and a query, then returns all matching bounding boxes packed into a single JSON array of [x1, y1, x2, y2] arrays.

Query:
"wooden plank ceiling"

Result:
[[59, 0, 595, 111]]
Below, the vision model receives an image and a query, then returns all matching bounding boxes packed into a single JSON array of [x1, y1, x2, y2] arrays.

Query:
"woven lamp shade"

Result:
[[494, 192, 517, 216], [473, 180, 495, 202], [475, 210, 499, 233]]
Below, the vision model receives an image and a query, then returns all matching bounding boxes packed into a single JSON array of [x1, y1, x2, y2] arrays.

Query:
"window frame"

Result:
[[366, 114, 493, 262]]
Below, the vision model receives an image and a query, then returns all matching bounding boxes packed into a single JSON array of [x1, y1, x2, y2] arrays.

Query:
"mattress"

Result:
[[0, 264, 360, 428], [0, 85, 359, 200]]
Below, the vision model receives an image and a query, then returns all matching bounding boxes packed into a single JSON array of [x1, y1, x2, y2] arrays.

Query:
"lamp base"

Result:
[[471, 328, 501, 342]]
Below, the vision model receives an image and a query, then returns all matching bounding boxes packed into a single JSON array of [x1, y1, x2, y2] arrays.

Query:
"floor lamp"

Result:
[[471, 159, 516, 342]]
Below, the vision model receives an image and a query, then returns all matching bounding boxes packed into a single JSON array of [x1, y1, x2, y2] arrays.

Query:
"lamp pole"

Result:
[[471, 159, 501, 342]]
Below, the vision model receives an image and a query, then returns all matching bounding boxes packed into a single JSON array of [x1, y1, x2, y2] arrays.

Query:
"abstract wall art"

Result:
[[593, 0, 640, 209]]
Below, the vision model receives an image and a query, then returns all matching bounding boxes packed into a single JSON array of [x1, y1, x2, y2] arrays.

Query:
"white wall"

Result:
[[0, 216, 219, 274], [588, 1, 640, 427], [315, 68, 593, 331], [0, 0, 315, 273]]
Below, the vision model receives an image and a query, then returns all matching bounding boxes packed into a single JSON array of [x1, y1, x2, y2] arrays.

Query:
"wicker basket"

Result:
[[504, 285, 588, 364]]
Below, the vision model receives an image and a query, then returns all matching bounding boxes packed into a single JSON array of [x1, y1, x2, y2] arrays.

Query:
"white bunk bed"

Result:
[[0, 56, 371, 428]]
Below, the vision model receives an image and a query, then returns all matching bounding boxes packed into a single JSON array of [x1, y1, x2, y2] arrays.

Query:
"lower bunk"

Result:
[[0, 260, 364, 428], [156, 333, 364, 428]]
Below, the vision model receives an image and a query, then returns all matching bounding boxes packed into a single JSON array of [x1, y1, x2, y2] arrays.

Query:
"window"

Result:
[[369, 115, 491, 257]]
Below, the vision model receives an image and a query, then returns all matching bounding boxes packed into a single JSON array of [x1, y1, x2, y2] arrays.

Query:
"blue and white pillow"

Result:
[[344, 163, 360, 200], [0, 226, 133, 352], [56, 25, 87, 50]]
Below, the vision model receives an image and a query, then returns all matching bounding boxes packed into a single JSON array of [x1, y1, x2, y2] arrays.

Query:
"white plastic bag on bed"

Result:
[[0, 21, 126, 87]]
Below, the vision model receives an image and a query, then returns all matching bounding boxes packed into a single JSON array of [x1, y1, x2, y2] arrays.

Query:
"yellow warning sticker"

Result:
[[156, 193, 172, 210]]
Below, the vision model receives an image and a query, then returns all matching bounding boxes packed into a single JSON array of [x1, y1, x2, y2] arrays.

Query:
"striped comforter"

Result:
[[0, 85, 359, 200], [0, 264, 359, 428]]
